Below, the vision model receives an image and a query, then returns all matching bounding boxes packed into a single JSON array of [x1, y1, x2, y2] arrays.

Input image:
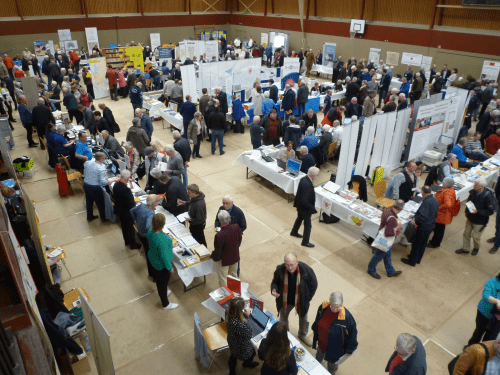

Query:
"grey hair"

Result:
[[393, 199, 405, 210], [101, 130, 109, 136], [447, 153, 457, 160], [396, 333, 417, 354], [329, 292, 343, 306], [323, 125, 331, 132], [476, 178, 487, 187], [218, 210, 231, 225], [223, 195, 233, 202], [62, 87, 69, 93], [150, 168, 162, 179], [415, 72, 420, 77], [458, 137, 467, 146], [307, 126, 314, 135], [496, 332, 500, 341], [284, 252, 298, 262], [123, 141, 133, 149], [308, 166, 319, 176], [146, 195, 159, 205], [390, 95, 397, 102], [120, 170, 131, 180], [194, 111, 202, 118], [300, 145, 308, 154], [442, 177, 455, 188], [37, 98, 45, 105], [308, 109, 314, 114], [172, 130, 181, 139], [164, 144, 174, 153], [132, 118, 140, 126], [55, 124, 66, 133]]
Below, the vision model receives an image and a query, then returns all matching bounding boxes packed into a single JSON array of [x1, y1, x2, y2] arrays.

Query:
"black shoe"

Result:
[[489, 247, 498, 254], [471, 248, 479, 256], [426, 243, 438, 248], [487, 237, 495, 244], [196, 155, 202, 158], [87, 215, 98, 221], [242, 361, 259, 369], [10, 119, 17, 122], [220, 151, 225, 155], [367, 271, 381, 279], [302, 242, 315, 248], [455, 248, 470, 254], [290, 232, 303, 238], [223, 144, 226, 147], [40, 143, 45, 150], [401, 258, 415, 267], [388, 271, 403, 277], [212, 152, 215, 155], [130, 244, 141, 250], [28, 143, 39, 148], [192, 154, 196, 158]]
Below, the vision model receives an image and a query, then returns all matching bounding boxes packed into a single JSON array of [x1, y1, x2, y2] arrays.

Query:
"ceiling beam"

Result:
[[14, 0, 23, 20], [360, 0, 365, 19], [429, 0, 439, 30], [305, 0, 310, 19], [80, 0, 88, 17]]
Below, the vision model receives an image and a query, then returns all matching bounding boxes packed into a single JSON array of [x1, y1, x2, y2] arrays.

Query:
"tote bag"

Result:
[[372, 216, 397, 252]]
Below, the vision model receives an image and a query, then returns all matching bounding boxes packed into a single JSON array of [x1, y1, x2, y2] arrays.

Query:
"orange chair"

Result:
[[374, 181, 395, 209], [350, 181, 360, 196]]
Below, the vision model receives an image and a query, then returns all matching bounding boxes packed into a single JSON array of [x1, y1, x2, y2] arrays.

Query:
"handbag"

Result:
[[136, 161, 146, 180], [448, 342, 488, 375], [404, 222, 417, 243], [372, 216, 397, 252]]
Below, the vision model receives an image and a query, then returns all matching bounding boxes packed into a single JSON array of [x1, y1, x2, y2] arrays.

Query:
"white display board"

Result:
[[354, 117, 377, 177], [85, 27, 99, 52], [480, 61, 500, 86], [322, 43, 336, 67], [58, 29, 71, 42], [260, 67, 278, 81], [88, 57, 110, 99], [386, 51, 400, 66], [205, 40, 218, 61], [421, 56, 432, 73], [186, 41, 197, 60], [336, 121, 360, 189], [150, 33, 161, 52], [261, 33, 268, 45], [368, 48, 381, 65], [350, 19, 366, 34], [387, 108, 411, 174], [180, 64, 199, 102], [64, 40, 78, 51], [401, 53, 423, 67], [178, 41, 187, 62]]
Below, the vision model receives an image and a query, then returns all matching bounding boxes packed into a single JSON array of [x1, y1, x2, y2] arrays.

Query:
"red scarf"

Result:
[[389, 354, 404, 374], [282, 266, 301, 314]]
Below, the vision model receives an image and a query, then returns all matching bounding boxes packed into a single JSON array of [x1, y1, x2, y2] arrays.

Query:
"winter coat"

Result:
[[436, 187, 456, 225]]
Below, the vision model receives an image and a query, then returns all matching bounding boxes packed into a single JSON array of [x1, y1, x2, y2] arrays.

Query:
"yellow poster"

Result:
[[125, 46, 144, 71]]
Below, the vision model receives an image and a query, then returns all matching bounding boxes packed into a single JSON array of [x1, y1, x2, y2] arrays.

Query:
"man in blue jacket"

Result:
[[282, 84, 296, 120], [451, 137, 478, 169], [386, 334, 427, 375], [265, 43, 273, 68], [179, 95, 197, 138], [397, 94, 408, 111], [135, 108, 153, 140], [129, 82, 143, 117], [399, 77, 410, 99], [378, 69, 391, 108]]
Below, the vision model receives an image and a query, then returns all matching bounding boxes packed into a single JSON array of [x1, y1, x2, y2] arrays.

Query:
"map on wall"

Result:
[[386, 52, 400, 66], [88, 57, 110, 100]]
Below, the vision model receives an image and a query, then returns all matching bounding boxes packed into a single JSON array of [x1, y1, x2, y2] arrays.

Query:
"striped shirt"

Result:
[[465, 139, 483, 154]]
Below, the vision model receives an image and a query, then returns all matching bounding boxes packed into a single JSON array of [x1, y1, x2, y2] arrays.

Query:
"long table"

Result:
[[452, 157, 500, 202]]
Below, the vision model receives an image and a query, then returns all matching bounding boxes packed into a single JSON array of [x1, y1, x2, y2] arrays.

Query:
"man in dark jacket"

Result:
[[318, 126, 333, 162], [345, 97, 362, 119], [215, 87, 228, 114], [271, 253, 318, 346], [345, 77, 360, 103], [431, 72, 443, 96], [153, 174, 188, 216], [297, 80, 309, 117], [456, 179, 497, 256], [291, 167, 318, 247], [397, 94, 408, 112], [47, 57, 63, 87], [410, 72, 424, 104], [386, 334, 427, 375], [268, 79, 279, 103], [179, 95, 197, 139], [402, 186, 439, 267], [214, 196, 246, 233], [129, 82, 143, 117], [102, 131, 124, 158], [282, 84, 296, 120], [479, 83, 497, 120], [98, 103, 120, 135], [441, 64, 451, 86], [261, 109, 283, 146], [172, 130, 190, 186], [299, 146, 315, 173], [302, 110, 318, 130], [178, 184, 207, 247], [382, 95, 397, 113], [208, 103, 226, 155], [378, 69, 391, 107], [112, 170, 141, 249], [32, 98, 55, 148]]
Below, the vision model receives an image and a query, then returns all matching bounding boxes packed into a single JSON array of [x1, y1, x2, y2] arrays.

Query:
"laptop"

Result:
[[261, 150, 274, 163], [277, 158, 287, 170], [247, 306, 270, 338], [286, 158, 302, 178]]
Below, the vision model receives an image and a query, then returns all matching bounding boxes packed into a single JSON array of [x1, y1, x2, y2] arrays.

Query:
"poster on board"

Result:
[[261, 33, 268, 46], [368, 48, 381, 65], [88, 57, 109, 99], [421, 56, 432, 73], [322, 43, 336, 67], [150, 33, 161, 52], [401, 53, 423, 67], [33, 40, 47, 56], [64, 40, 78, 51], [58, 29, 71, 43], [480, 61, 500, 86], [85, 27, 99, 52], [386, 51, 399, 66]]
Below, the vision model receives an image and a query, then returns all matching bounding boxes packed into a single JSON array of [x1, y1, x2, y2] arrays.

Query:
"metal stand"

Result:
[[184, 275, 207, 292]]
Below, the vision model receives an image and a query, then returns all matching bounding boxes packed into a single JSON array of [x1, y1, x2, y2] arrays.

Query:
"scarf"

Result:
[[282, 266, 301, 314], [485, 350, 500, 375]]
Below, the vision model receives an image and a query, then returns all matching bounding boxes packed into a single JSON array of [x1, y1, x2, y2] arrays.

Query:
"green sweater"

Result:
[[146, 229, 173, 271]]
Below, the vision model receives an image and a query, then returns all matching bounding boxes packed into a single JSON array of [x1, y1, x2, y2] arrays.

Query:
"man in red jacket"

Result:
[[105, 65, 118, 101], [69, 51, 80, 74], [3, 54, 14, 79]]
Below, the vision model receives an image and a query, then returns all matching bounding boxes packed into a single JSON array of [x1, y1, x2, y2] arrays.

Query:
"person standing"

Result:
[[305, 48, 315, 77], [177, 184, 207, 247], [211, 210, 242, 287], [378, 69, 391, 108], [3, 54, 14, 79], [226, 297, 259, 375], [401, 186, 439, 267], [271, 252, 318, 347], [106, 65, 118, 101], [130, 195, 160, 280], [258, 322, 298, 375], [18, 96, 39, 148], [208, 102, 226, 155], [265, 43, 273, 68], [147, 214, 178, 310], [250, 116, 265, 149], [83, 152, 112, 222], [262, 109, 283, 146], [187, 112, 206, 158], [112, 170, 141, 249], [311, 292, 358, 374], [180, 95, 197, 139], [297, 79, 309, 117], [427, 178, 458, 249], [129, 80, 143, 117], [282, 84, 296, 121], [386, 334, 427, 375], [367, 199, 405, 279], [135, 108, 153, 140], [290, 167, 319, 248]]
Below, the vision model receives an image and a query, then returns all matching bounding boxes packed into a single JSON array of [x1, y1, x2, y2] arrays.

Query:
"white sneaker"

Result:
[[163, 303, 178, 310], [167, 289, 172, 297]]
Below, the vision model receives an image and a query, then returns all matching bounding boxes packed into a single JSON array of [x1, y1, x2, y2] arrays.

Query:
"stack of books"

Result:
[[182, 255, 200, 267], [191, 244, 211, 261]]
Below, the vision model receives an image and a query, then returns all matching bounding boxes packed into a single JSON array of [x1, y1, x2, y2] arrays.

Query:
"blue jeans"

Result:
[[468, 152, 489, 162], [252, 141, 261, 149], [368, 247, 396, 276], [181, 168, 188, 189], [494, 207, 500, 249], [378, 88, 388, 107], [472, 107, 479, 121], [298, 103, 306, 117], [211, 130, 224, 154]]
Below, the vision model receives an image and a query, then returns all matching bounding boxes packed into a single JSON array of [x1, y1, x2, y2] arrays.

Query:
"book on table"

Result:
[[182, 254, 200, 267], [216, 286, 235, 306], [191, 244, 211, 260], [227, 275, 241, 294], [250, 295, 264, 311]]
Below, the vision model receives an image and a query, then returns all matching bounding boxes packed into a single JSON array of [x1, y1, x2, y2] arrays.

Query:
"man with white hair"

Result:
[[345, 97, 362, 119], [112, 170, 141, 249], [430, 72, 443, 95], [456, 179, 497, 256], [211, 210, 242, 287], [164, 144, 186, 187], [291, 167, 319, 248], [143, 146, 167, 191], [332, 120, 343, 145], [397, 94, 408, 111], [404, 64, 414, 83], [363, 90, 377, 118], [437, 153, 459, 184], [399, 77, 410, 99], [215, 195, 247, 233], [318, 124, 333, 164], [129, 79, 143, 117], [386, 333, 426, 374], [250, 115, 265, 149], [299, 146, 315, 173], [410, 72, 424, 104], [300, 126, 319, 151], [135, 108, 153, 140], [102, 130, 124, 158]]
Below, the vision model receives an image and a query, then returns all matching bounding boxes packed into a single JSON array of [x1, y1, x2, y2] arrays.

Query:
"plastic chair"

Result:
[[452, 158, 459, 170], [327, 141, 338, 159], [374, 181, 395, 209]]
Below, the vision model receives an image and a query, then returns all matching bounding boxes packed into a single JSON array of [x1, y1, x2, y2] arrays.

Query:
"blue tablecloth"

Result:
[[305, 96, 320, 113]]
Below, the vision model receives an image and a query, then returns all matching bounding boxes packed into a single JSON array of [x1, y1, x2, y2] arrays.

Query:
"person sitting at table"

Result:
[[299, 146, 315, 174], [123, 141, 141, 176], [451, 137, 479, 169], [144, 146, 167, 191], [211, 210, 242, 287], [102, 130, 124, 158], [311, 292, 358, 374], [486, 129, 500, 155], [466, 131, 490, 162], [384, 161, 417, 202], [318, 125, 333, 164], [258, 321, 298, 375], [226, 297, 259, 375], [277, 141, 296, 165], [154, 174, 189, 217], [436, 153, 459, 184], [283, 117, 302, 149], [302, 109, 318, 130], [299, 126, 319, 151], [45, 123, 75, 157], [147, 213, 178, 310], [75, 132, 93, 168]]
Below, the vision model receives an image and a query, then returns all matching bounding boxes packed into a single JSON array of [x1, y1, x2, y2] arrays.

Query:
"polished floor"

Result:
[[9, 78, 499, 375]]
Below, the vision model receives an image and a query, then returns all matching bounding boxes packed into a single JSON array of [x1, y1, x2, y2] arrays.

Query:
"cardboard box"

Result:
[[70, 338, 91, 375]]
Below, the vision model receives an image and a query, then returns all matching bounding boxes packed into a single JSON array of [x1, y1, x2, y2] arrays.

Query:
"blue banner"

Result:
[[322, 43, 336, 67], [158, 47, 173, 59]]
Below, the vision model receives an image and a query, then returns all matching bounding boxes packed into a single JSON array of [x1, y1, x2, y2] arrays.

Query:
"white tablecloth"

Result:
[[311, 65, 333, 75], [453, 158, 500, 202], [143, 99, 166, 117], [233, 149, 306, 194], [174, 257, 215, 287], [158, 108, 183, 132], [390, 78, 402, 90]]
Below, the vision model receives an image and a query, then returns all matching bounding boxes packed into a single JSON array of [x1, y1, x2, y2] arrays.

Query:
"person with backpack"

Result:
[[427, 178, 459, 249], [449, 334, 499, 375]]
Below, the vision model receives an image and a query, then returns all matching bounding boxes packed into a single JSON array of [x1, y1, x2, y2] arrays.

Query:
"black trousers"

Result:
[[190, 223, 207, 247], [139, 235, 155, 278], [478, 103, 489, 121], [228, 353, 256, 375], [155, 268, 171, 308], [73, 60, 80, 74], [430, 223, 446, 247], [7, 68, 13, 79], [86, 84, 95, 99], [110, 84, 118, 100], [6, 103, 14, 121], [234, 119, 243, 134], [9, 93, 17, 110], [192, 134, 202, 157], [267, 55, 272, 68], [408, 228, 432, 265], [83, 183, 106, 220], [119, 213, 139, 247], [468, 310, 490, 345], [292, 210, 312, 245], [23, 122, 34, 144]]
